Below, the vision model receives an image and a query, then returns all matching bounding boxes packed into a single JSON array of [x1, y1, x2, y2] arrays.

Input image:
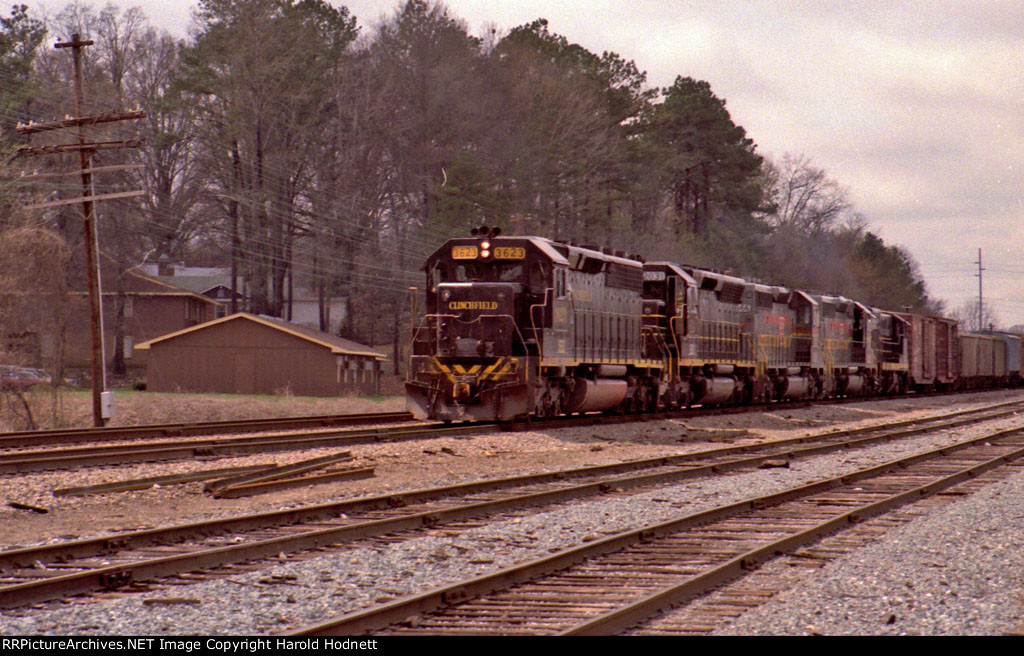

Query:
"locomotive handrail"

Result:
[[528, 287, 553, 356], [669, 315, 686, 377], [694, 318, 745, 362], [822, 338, 868, 368], [824, 338, 836, 390], [641, 324, 673, 379], [409, 313, 448, 352], [755, 336, 769, 378]]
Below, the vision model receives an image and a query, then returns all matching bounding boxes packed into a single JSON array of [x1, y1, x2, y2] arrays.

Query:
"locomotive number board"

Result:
[[452, 246, 478, 259], [494, 246, 526, 259]]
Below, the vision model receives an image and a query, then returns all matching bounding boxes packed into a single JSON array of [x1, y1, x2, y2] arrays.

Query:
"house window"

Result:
[[124, 297, 133, 317], [187, 299, 205, 324], [123, 336, 133, 359]]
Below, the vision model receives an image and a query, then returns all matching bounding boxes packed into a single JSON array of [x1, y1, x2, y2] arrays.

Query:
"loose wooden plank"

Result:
[[204, 451, 352, 493], [213, 467, 375, 498], [52, 464, 275, 497]]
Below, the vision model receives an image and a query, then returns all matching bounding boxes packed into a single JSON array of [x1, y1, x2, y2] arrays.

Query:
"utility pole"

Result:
[[14, 33, 145, 427], [974, 247, 984, 331]]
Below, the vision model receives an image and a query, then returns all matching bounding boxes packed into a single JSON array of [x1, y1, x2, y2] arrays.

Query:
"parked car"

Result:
[[0, 365, 52, 390]]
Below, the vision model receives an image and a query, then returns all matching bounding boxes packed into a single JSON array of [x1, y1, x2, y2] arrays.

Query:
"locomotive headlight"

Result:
[[481, 241, 491, 250], [480, 249, 491, 258]]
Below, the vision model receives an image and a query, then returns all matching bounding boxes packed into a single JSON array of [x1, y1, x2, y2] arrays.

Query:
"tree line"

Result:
[[0, 0, 942, 377]]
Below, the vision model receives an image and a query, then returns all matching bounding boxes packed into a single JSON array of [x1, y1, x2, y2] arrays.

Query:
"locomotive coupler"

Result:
[[454, 381, 472, 402]]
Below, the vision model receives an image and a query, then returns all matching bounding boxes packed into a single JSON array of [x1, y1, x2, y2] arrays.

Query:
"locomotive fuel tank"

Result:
[[565, 378, 629, 413]]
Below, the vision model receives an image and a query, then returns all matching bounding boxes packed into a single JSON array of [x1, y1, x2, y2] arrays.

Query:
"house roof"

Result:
[[110, 267, 221, 305], [134, 312, 385, 359], [64, 253, 220, 305], [146, 274, 234, 296], [123, 267, 225, 304]]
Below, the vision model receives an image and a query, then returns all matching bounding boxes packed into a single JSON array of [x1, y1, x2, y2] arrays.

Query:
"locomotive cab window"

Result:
[[530, 261, 549, 291], [438, 260, 532, 284], [499, 263, 524, 282], [644, 279, 665, 299], [430, 263, 446, 292], [555, 269, 567, 297], [455, 263, 481, 282]]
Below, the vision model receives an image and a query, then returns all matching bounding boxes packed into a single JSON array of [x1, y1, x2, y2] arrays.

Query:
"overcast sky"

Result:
[[19, 0, 1024, 327]]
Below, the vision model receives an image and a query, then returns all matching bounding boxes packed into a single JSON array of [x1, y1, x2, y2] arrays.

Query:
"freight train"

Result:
[[405, 227, 1022, 422]]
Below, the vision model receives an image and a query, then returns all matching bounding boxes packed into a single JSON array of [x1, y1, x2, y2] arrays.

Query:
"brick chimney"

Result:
[[158, 253, 174, 276]]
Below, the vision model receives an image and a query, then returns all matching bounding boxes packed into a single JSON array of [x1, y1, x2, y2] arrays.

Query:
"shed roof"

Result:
[[134, 312, 385, 359]]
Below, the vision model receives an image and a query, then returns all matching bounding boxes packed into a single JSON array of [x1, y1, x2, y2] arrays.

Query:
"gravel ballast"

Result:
[[2, 392, 1024, 635], [715, 466, 1024, 636]]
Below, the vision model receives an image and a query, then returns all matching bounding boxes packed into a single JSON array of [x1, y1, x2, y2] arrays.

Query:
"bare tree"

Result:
[[306, 46, 392, 335], [0, 227, 70, 428], [951, 299, 1000, 332], [34, 4, 165, 376], [179, 0, 359, 317], [763, 153, 852, 234], [126, 28, 204, 258]]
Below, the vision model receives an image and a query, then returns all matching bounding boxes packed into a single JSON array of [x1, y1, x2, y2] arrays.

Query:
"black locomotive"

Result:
[[405, 227, 1020, 422]]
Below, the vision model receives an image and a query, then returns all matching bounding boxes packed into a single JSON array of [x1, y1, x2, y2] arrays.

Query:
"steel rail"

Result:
[[1, 385, 1006, 452], [0, 391, 958, 473], [563, 446, 1024, 635], [282, 425, 1024, 635], [0, 411, 415, 450], [0, 423, 483, 474], [3, 401, 1022, 609]]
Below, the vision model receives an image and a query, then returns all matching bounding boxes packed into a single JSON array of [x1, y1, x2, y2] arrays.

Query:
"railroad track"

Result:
[[3, 390, 1014, 473], [284, 422, 1024, 635], [0, 411, 414, 450], [2, 399, 1022, 610], [0, 422, 477, 474]]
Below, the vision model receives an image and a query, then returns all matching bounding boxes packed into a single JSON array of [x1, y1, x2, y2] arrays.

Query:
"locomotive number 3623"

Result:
[[494, 246, 525, 259]]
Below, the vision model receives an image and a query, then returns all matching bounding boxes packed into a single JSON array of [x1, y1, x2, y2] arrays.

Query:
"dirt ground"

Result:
[[3, 389, 1023, 549], [0, 388, 405, 432]]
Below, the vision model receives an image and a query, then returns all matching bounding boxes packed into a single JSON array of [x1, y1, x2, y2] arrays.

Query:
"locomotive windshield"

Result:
[[643, 280, 666, 299], [430, 260, 548, 289]]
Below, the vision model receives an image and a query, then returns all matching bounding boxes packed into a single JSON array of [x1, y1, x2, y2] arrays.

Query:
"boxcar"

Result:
[[896, 313, 958, 390]]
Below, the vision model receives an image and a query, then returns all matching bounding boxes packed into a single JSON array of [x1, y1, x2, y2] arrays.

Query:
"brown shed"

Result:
[[134, 313, 384, 396]]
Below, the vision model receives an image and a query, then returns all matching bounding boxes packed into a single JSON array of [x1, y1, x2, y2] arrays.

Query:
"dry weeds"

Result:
[[0, 387, 404, 431]]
